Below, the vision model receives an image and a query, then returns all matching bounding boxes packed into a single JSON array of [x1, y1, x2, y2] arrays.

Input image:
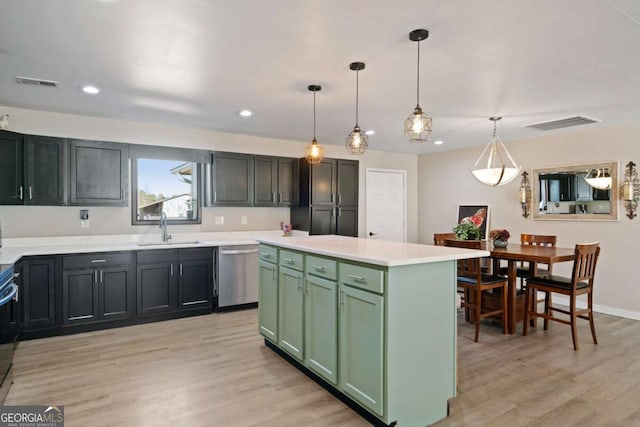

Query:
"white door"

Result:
[[365, 169, 406, 242]]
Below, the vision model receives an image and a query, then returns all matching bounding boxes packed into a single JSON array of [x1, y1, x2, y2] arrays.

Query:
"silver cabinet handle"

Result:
[[91, 259, 107, 263], [297, 276, 302, 291], [303, 277, 308, 295], [213, 191, 217, 202], [312, 265, 325, 272], [29, 186, 33, 200], [278, 193, 282, 204], [170, 264, 174, 276], [18, 186, 23, 201], [339, 290, 345, 311], [271, 266, 276, 280], [273, 192, 277, 202], [348, 274, 365, 282], [94, 270, 98, 283], [338, 207, 342, 217], [99, 270, 103, 283], [338, 193, 342, 204], [283, 258, 295, 264], [180, 263, 183, 276], [260, 252, 272, 258]]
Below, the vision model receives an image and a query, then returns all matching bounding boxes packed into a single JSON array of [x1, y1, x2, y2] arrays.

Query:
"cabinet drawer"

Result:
[[305, 255, 337, 281], [63, 252, 133, 270], [136, 249, 177, 265], [279, 250, 304, 271], [179, 247, 212, 262], [259, 245, 278, 263], [339, 262, 385, 294]]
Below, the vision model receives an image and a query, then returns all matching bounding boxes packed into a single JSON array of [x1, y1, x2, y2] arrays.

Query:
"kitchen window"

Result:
[[131, 158, 202, 224]]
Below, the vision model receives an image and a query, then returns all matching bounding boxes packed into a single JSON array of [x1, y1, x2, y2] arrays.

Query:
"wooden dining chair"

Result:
[[433, 232, 457, 246], [523, 242, 600, 351], [445, 239, 508, 342]]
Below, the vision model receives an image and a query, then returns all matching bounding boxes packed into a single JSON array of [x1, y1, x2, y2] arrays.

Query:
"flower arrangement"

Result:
[[453, 220, 481, 240], [280, 221, 292, 237], [489, 229, 510, 241]]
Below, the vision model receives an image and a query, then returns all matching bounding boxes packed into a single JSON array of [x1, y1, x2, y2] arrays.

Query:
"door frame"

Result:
[[365, 168, 407, 242]]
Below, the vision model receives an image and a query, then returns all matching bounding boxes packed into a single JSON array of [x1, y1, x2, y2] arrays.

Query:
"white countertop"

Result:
[[255, 235, 489, 267], [0, 230, 308, 265]]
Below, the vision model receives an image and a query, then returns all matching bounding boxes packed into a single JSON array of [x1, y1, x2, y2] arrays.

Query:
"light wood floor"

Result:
[[6, 309, 640, 426]]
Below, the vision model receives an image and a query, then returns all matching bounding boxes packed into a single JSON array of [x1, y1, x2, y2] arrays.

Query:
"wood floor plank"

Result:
[[6, 308, 640, 426]]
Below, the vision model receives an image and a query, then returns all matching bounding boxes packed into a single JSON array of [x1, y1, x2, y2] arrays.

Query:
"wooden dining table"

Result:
[[486, 243, 576, 334]]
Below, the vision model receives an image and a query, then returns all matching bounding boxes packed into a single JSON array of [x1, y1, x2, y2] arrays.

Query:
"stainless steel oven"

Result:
[[0, 264, 21, 404]]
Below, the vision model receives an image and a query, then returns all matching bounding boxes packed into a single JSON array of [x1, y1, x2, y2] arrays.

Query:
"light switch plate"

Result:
[[241, 216, 247, 225], [215, 216, 224, 225]]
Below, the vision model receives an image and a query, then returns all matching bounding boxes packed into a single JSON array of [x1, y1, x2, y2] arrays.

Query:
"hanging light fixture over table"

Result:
[[404, 29, 432, 143], [471, 117, 521, 186], [584, 168, 612, 190], [346, 62, 368, 154], [305, 85, 325, 164]]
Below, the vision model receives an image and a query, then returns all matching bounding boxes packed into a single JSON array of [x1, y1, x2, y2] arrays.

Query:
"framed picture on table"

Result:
[[457, 204, 490, 240]]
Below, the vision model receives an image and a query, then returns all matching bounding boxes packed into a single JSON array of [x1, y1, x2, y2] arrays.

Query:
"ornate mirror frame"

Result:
[[532, 161, 619, 221]]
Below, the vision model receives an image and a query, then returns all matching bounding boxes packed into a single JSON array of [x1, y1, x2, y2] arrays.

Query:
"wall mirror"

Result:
[[532, 161, 619, 221]]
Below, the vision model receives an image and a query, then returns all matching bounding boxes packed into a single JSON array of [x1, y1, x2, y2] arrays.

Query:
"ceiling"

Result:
[[1, 0, 639, 155]]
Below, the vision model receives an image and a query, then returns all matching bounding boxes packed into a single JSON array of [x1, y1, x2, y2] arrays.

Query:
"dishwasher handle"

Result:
[[219, 248, 259, 255]]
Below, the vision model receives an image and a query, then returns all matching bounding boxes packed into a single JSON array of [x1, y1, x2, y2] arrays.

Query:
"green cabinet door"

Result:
[[339, 284, 384, 416], [258, 260, 278, 341], [278, 266, 304, 360], [304, 274, 337, 385]]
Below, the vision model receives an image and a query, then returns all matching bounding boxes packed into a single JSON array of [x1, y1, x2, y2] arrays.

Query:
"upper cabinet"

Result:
[[69, 139, 128, 206], [0, 130, 67, 205], [210, 152, 254, 206], [0, 130, 24, 205], [254, 156, 298, 207]]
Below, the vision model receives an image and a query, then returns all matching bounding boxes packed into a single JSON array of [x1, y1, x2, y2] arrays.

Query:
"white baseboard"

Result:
[[549, 295, 640, 321]]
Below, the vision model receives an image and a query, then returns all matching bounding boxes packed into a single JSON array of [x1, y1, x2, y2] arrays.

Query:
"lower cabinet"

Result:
[[278, 265, 304, 360], [22, 257, 56, 331], [304, 274, 338, 385], [61, 253, 134, 326], [178, 248, 213, 310], [339, 284, 384, 416], [258, 260, 278, 341]]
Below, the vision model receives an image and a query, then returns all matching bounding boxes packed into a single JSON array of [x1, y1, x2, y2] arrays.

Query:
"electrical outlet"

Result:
[[215, 216, 224, 225], [241, 216, 247, 225]]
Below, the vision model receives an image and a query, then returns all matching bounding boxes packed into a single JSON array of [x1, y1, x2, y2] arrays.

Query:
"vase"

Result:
[[493, 239, 508, 248]]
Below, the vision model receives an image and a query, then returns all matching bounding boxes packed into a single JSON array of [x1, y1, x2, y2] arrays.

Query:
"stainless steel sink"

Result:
[[137, 241, 201, 247]]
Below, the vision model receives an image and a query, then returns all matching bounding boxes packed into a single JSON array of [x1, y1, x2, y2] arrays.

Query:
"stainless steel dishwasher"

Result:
[[216, 245, 259, 308]]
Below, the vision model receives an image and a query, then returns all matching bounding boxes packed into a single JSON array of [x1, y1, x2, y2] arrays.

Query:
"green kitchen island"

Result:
[[255, 235, 488, 426]]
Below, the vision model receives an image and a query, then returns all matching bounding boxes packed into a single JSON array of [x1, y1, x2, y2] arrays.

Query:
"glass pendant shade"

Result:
[[305, 85, 324, 164], [470, 117, 521, 186], [584, 168, 612, 190], [346, 62, 368, 155], [404, 106, 433, 143]]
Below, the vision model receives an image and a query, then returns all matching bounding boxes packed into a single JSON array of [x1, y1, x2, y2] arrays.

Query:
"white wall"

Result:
[[0, 105, 418, 241], [418, 123, 640, 317]]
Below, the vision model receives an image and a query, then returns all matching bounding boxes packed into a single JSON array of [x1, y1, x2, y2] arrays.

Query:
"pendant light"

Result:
[[584, 168, 612, 190], [346, 62, 368, 155], [404, 29, 432, 143], [305, 85, 325, 164], [470, 117, 521, 186]]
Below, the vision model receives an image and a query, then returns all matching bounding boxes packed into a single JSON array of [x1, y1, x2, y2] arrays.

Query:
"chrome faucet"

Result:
[[160, 212, 172, 242]]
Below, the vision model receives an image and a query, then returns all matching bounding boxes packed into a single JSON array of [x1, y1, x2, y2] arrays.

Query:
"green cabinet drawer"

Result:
[[305, 255, 337, 281], [279, 249, 304, 271], [339, 262, 385, 294], [259, 245, 278, 263]]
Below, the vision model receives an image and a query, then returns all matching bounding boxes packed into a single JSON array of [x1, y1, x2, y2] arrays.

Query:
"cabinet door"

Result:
[[339, 285, 384, 416], [100, 266, 134, 321], [278, 158, 298, 206], [336, 206, 358, 237], [136, 263, 177, 315], [69, 139, 128, 206], [304, 275, 337, 385], [62, 269, 99, 325], [310, 206, 336, 235], [0, 130, 23, 205], [254, 156, 278, 206], [337, 160, 358, 206], [22, 258, 56, 331], [178, 260, 213, 310], [278, 266, 304, 360], [258, 261, 278, 342], [25, 135, 67, 205], [211, 152, 253, 206], [311, 159, 337, 205]]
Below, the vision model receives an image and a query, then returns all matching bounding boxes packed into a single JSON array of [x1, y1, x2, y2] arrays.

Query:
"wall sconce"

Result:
[[519, 171, 531, 218], [621, 161, 639, 219]]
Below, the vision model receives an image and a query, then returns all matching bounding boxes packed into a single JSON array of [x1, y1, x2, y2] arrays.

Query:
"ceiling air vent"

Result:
[[525, 116, 599, 131], [15, 76, 59, 88]]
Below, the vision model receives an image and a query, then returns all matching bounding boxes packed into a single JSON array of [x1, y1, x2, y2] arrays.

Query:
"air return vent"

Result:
[[15, 76, 59, 88], [525, 116, 599, 131]]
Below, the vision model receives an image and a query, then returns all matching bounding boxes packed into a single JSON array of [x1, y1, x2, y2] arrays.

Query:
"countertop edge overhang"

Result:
[[256, 235, 489, 267]]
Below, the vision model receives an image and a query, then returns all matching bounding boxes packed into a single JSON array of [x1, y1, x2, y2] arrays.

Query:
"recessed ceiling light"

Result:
[[365, 130, 375, 136], [81, 85, 100, 95], [239, 109, 252, 117], [433, 140, 443, 145]]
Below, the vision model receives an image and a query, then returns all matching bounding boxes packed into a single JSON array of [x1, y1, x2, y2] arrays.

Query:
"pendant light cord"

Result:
[[313, 91, 317, 140], [355, 70, 359, 126], [493, 119, 497, 137], [416, 39, 420, 107]]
